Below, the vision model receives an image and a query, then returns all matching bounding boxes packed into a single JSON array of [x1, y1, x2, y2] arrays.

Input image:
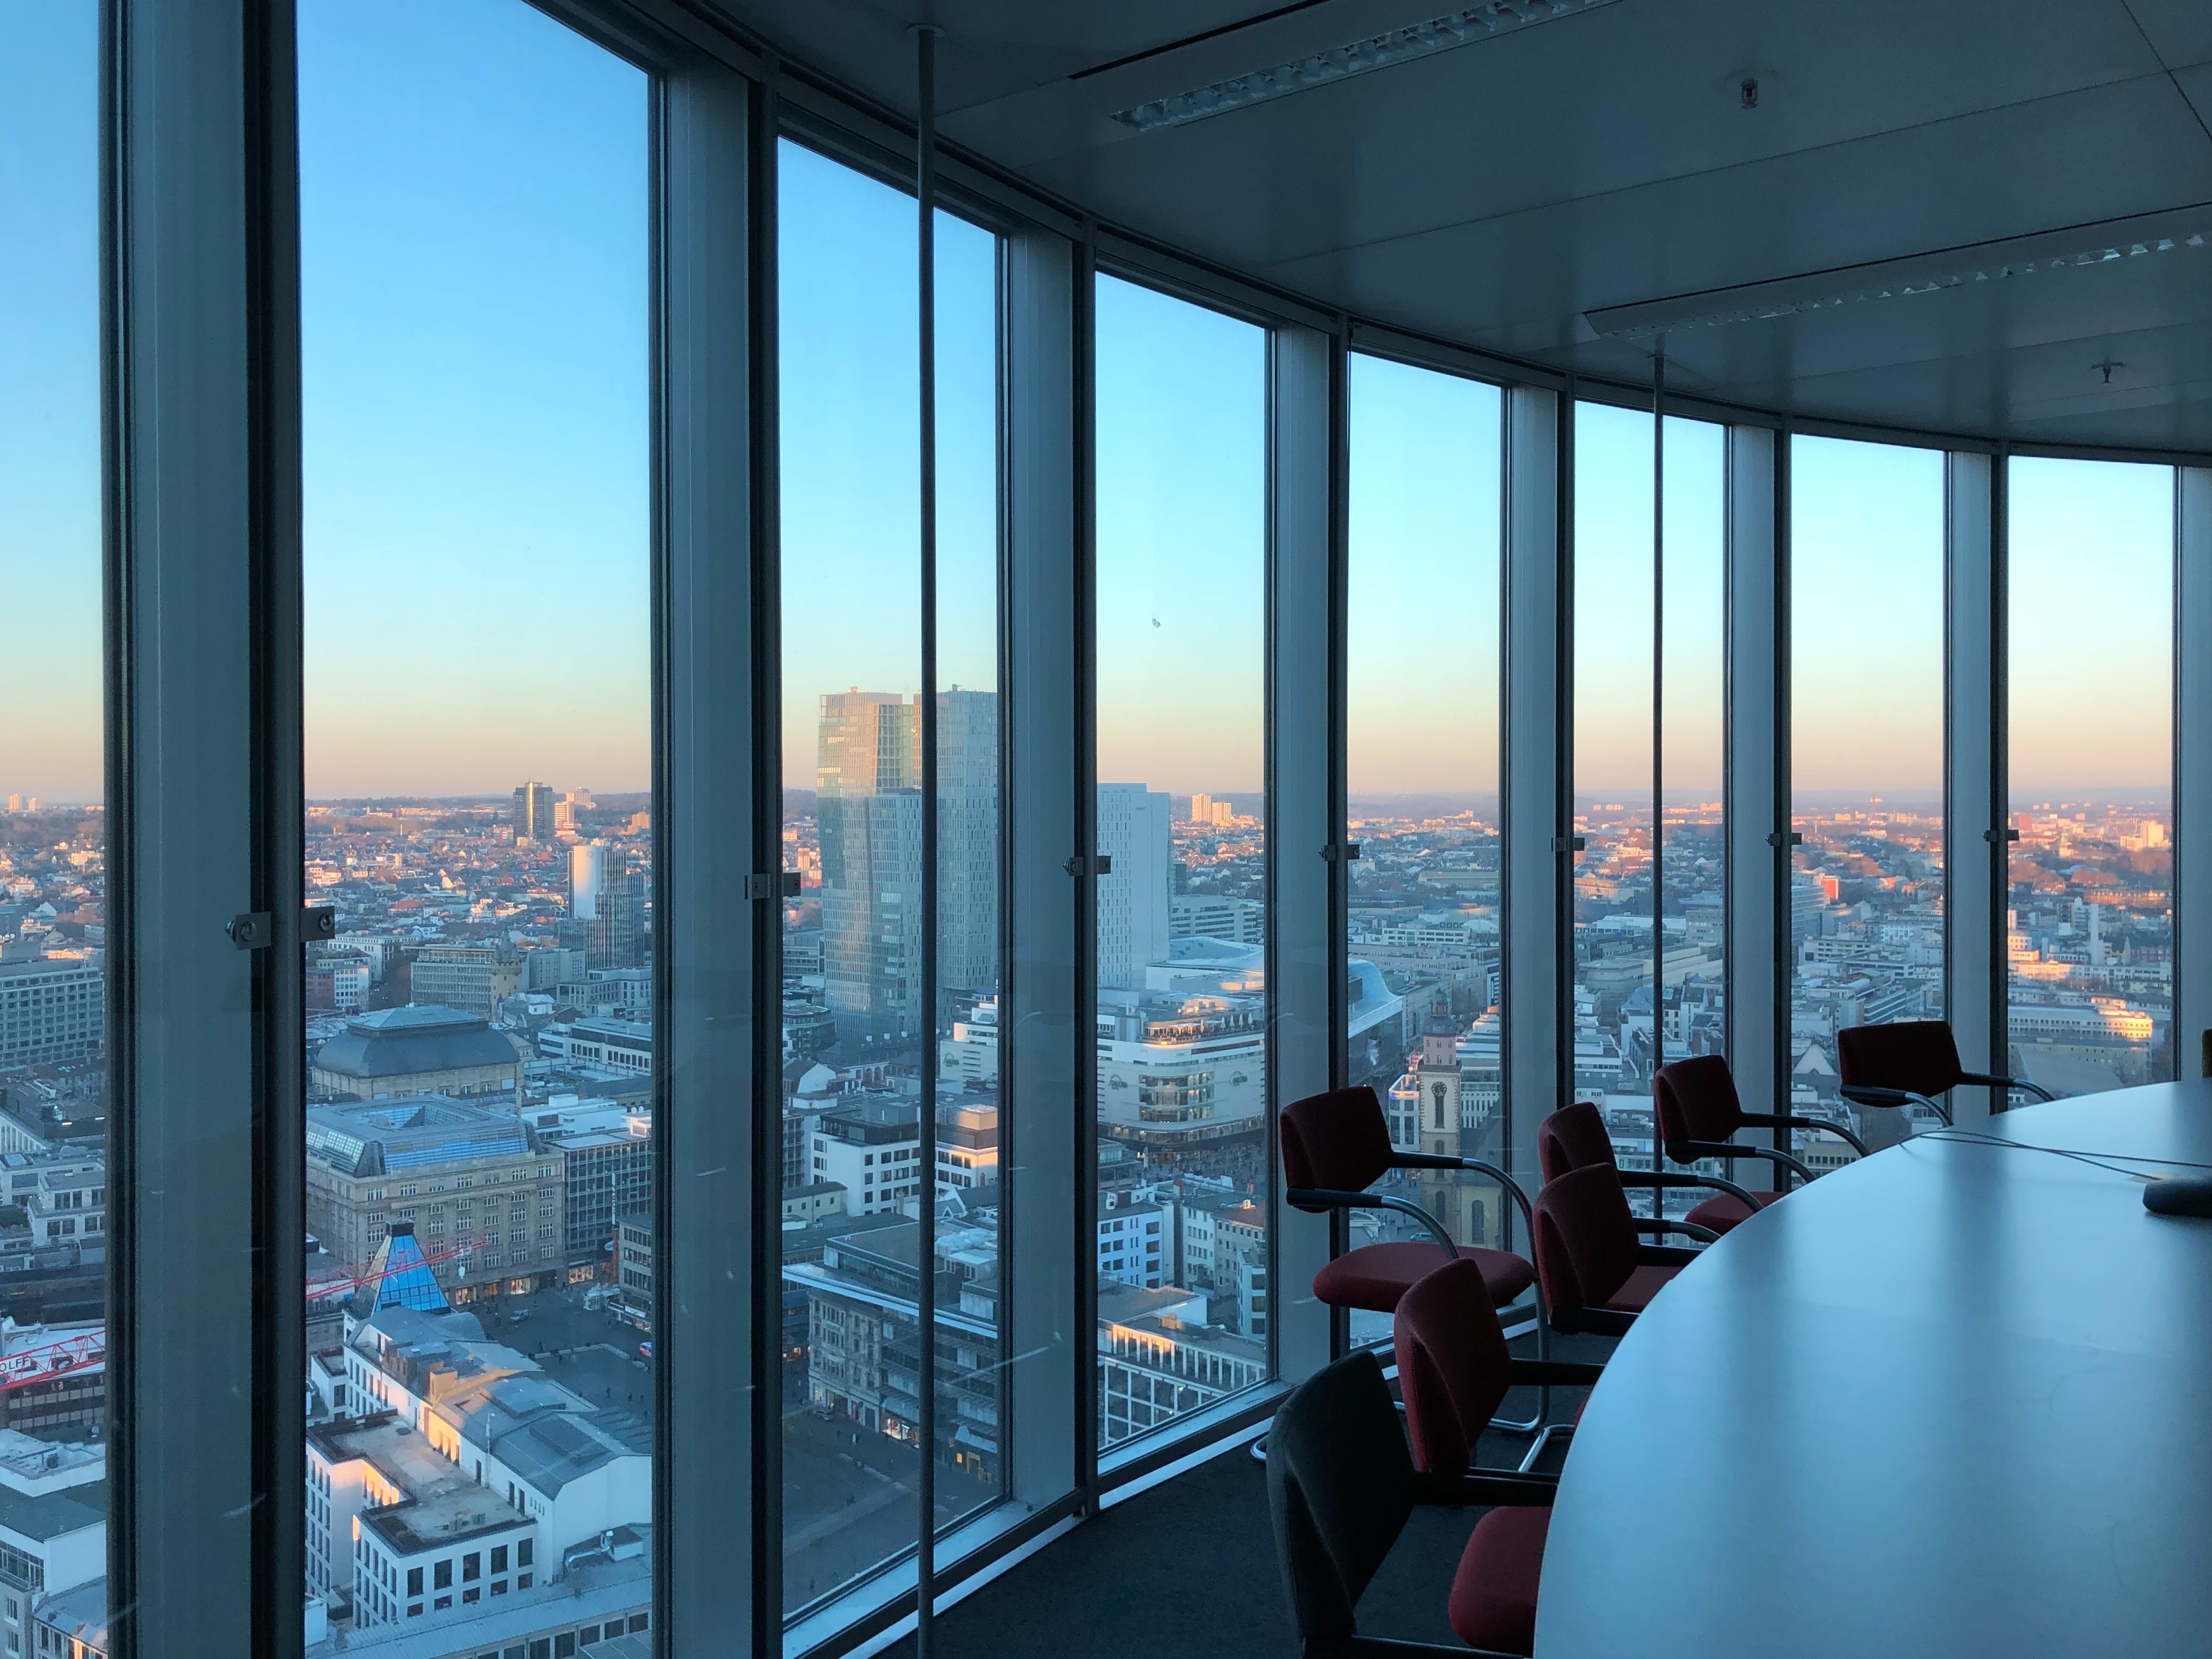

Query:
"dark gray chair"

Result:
[[1267, 1348, 1557, 1657]]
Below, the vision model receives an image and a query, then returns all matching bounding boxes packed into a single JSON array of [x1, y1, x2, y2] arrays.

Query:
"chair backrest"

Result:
[[1653, 1055, 1744, 1155], [1536, 1100, 1617, 1184], [1394, 1258, 1512, 1476], [1280, 1085, 1395, 1199], [1533, 1164, 1640, 1317], [1836, 1020, 1963, 1099], [1266, 1349, 1415, 1644]]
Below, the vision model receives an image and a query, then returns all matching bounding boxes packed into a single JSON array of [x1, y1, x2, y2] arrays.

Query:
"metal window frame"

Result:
[[107, 2, 303, 1654], [1268, 321, 1336, 1384], [2179, 468, 2212, 1066], [1945, 451, 2003, 1100], [1723, 426, 1781, 1109]]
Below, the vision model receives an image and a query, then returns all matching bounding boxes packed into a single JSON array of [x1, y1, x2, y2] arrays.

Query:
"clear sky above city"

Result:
[[0, 0, 2185, 812], [0, 5, 102, 806], [299, 0, 649, 799]]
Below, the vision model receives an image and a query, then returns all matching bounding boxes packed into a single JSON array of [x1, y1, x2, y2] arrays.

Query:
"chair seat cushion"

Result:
[[1684, 1191, 1787, 1235], [1312, 1241, 1536, 1313], [1448, 1504, 1550, 1656], [1598, 1263, 1679, 1315]]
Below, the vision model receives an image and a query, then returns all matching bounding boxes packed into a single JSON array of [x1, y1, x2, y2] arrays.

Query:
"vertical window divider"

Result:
[[1650, 348, 1666, 1164], [2177, 466, 2212, 1057], [912, 24, 942, 1652], [1071, 215, 1101, 1516], [745, 54, 785, 1652], [1769, 425, 1792, 1151]]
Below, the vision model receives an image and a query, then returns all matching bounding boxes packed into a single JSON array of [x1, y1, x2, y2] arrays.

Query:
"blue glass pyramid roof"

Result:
[[359, 1222, 448, 1313]]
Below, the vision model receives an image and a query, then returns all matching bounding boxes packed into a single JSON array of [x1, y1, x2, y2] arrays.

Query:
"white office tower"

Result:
[[569, 841, 610, 921], [1097, 784, 1172, 990]]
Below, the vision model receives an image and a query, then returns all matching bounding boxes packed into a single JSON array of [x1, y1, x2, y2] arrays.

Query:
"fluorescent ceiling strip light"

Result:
[[1586, 205, 2212, 339], [1112, 0, 1623, 133]]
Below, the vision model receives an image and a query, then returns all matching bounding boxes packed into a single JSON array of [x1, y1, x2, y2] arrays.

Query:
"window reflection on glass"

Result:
[[1344, 355, 1503, 1348], [1790, 436, 1946, 1151], [1093, 275, 1268, 1451], [300, 1, 654, 1644], [0, 8, 111, 1649], [777, 140, 1006, 1613], [2007, 458, 2174, 1097]]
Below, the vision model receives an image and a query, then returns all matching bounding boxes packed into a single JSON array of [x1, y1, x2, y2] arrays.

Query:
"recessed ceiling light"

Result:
[[1112, 0, 1625, 134]]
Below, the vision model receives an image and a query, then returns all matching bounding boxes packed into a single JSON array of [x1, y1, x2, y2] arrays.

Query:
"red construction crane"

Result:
[[0, 1329, 103, 1395]]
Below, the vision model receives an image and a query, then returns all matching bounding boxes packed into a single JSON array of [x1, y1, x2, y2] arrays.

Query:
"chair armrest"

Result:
[[1635, 1219, 1719, 1244], [1508, 1358, 1606, 1388], [1840, 1084, 1911, 1108], [1285, 1189, 1459, 1259], [1307, 1636, 1506, 1658], [1961, 1069, 2055, 1104], [1668, 1138, 1815, 1186], [1637, 1244, 1702, 1266], [1744, 1111, 1870, 1157], [1414, 1469, 1559, 1509], [1388, 1152, 1461, 1170]]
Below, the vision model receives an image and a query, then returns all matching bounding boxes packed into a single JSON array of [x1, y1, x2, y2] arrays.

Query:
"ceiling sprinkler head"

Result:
[[1740, 77, 1759, 109]]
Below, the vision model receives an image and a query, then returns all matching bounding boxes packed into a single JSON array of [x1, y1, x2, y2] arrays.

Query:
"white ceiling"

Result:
[[709, 0, 2212, 450]]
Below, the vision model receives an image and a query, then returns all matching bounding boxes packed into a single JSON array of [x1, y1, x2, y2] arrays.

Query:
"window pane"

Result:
[[300, 2, 653, 1645], [1790, 436, 1946, 1148], [778, 142, 1008, 1614], [0, 8, 112, 1647], [1572, 403, 1656, 1183], [1574, 407, 1729, 1204], [1345, 355, 1502, 1349], [2007, 458, 2174, 1096], [1094, 275, 1268, 1452]]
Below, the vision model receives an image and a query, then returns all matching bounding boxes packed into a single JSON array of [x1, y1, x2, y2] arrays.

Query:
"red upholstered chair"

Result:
[[1652, 1055, 1866, 1236], [1537, 1099, 1732, 1237], [1532, 1164, 1703, 1337], [1279, 1085, 1536, 1316], [1836, 1019, 2053, 1125], [1266, 1346, 1562, 1658], [1396, 1258, 1603, 1484]]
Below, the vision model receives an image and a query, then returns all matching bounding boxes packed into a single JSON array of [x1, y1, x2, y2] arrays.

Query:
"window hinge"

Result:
[[746, 871, 803, 900], [1064, 854, 1112, 877], [304, 905, 337, 941], [1984, 828, 2021, 843], [1766, 831, 1803, 848], [227, 911, 272, 950], [1552, 836, 1585, 853], [1320, 843, 1361, 862]]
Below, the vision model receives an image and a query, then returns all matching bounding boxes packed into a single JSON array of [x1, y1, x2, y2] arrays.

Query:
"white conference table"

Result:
[[1534, 1081, 2212, 1658]]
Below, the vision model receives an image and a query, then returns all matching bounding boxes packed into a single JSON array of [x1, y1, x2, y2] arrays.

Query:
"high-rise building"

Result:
[[570, 842, 644, 969], [1096, 784, 1171, 990], [936, 689, 1000, 1020], [817, 693, 922, 1041], [512, 781, 556, 842]]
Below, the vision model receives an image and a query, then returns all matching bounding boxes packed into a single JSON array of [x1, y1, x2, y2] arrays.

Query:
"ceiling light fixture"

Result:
[[1112, 0, 1624, 134], [1586, 206, 2212, 339]]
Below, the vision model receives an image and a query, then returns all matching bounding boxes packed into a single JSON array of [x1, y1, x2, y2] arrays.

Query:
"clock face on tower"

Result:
[[1432, 1080, 1448, 1128]]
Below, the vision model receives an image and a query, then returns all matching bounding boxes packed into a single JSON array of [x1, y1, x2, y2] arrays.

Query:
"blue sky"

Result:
[[0, 5, 102, 806], [299, 0, 649, 798], [0, 0, 2184, 811]]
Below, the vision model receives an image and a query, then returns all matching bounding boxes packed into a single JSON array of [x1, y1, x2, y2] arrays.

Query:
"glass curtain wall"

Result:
[[1092, 275, 1268, 1451], [1343, 354, 1503, 1348], [1789, 436, 1946, 1149], [299, 2, 654, 1647], [2006, 458, 2175, 1096], [1572, 403, 1725, 1208], [0, 10, 111, 1652], [777, 141, 1005, 1615]]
